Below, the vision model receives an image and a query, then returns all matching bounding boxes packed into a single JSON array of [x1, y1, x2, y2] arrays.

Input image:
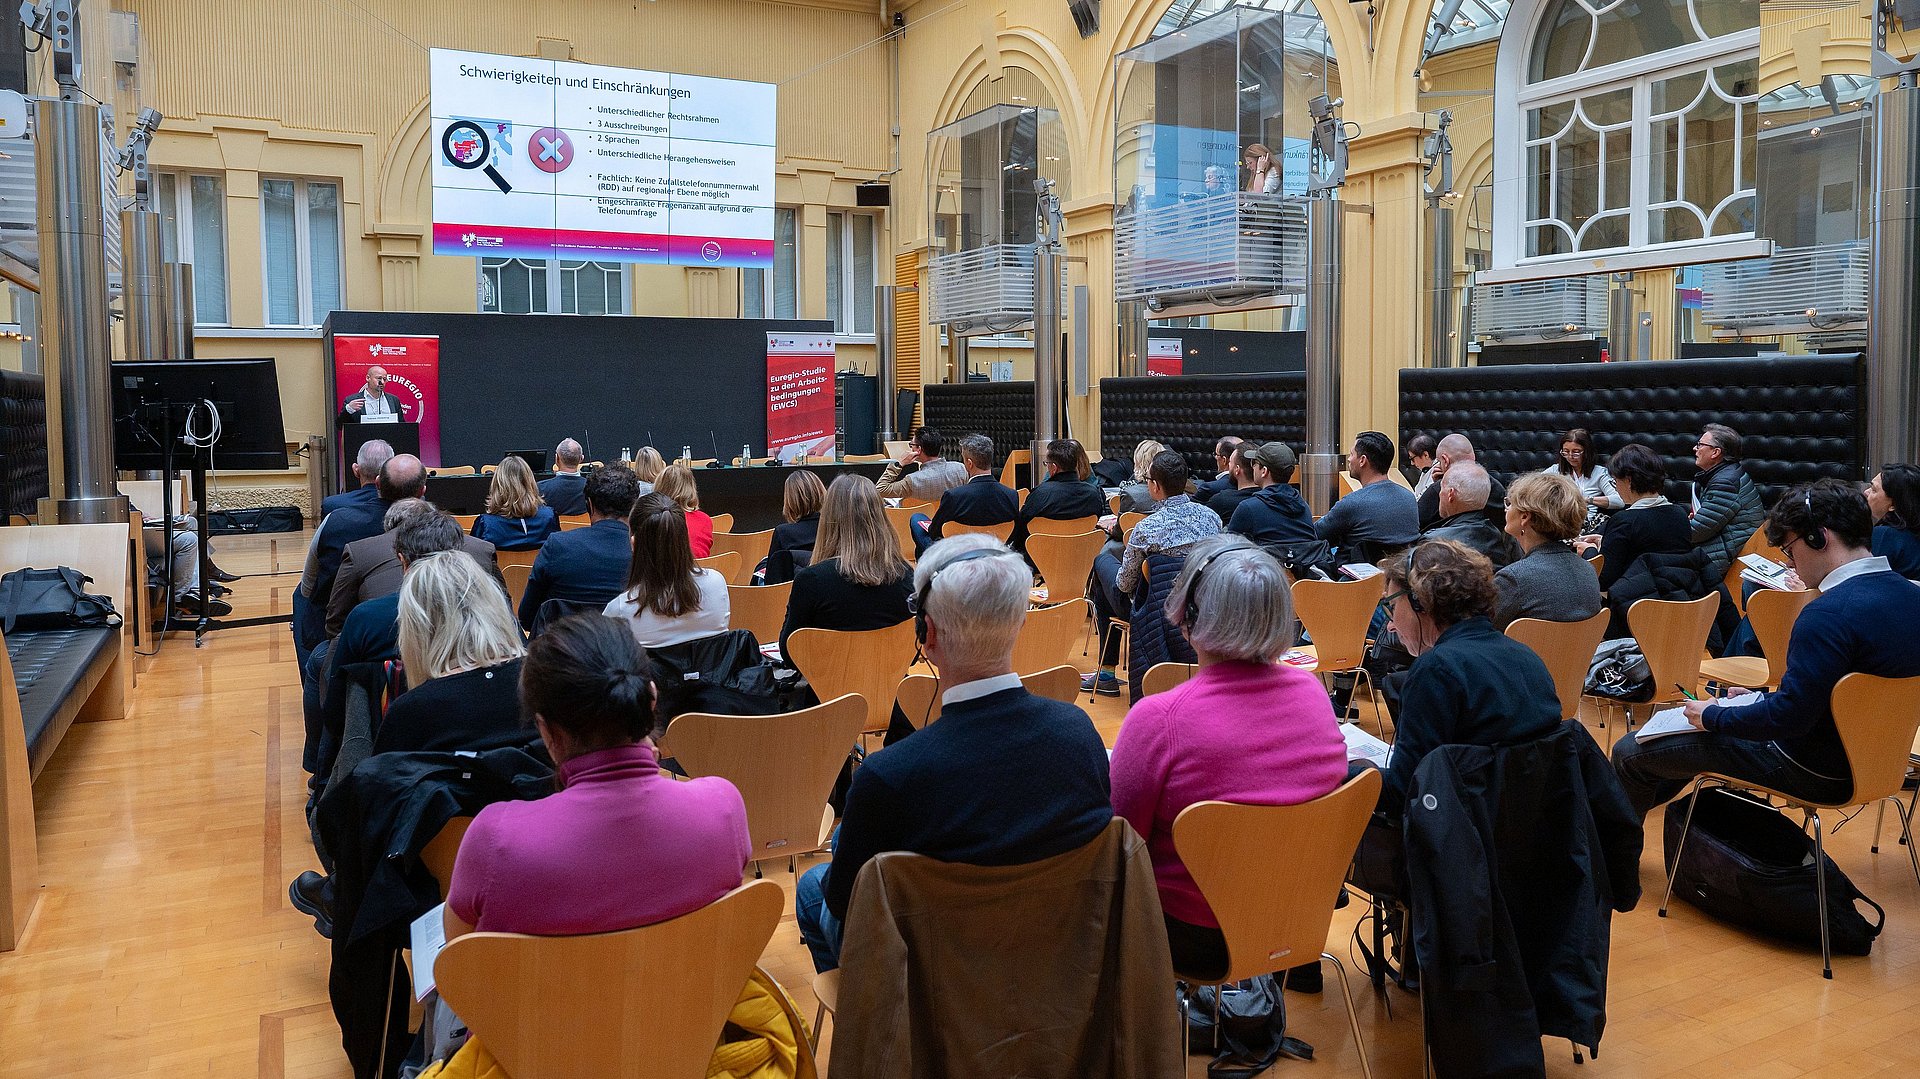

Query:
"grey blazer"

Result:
[[1492, 541, 1603, 630]]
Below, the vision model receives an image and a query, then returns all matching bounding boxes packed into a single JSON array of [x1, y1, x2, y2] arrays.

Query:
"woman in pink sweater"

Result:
[[1109, 535, 1349, 979]]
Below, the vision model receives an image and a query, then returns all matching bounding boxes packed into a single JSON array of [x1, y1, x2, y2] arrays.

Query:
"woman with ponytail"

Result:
[[443, 613, 750, 938]]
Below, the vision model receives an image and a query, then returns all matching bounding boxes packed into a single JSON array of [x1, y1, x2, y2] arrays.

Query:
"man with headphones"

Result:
[[1612, 478, 1920, 820], [792, 535, 1113, 973]]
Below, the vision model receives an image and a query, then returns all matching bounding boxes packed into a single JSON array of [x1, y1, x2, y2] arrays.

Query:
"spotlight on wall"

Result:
[[1068, 0, 1099, 38]]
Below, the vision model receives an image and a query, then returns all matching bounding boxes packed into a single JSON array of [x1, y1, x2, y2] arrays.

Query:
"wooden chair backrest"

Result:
[[1627, 592, 1721, 705], [1172, 768, 1380, 984], [453, 514, 480, 532], [558, 514, 591, 531], [1012, 598, 1091, 675], [1023, 664, 1081, 704], [432, 465, 477, 476], [898, 665, 1083, 729], [709, 530, 773, 585], [1140, 662, 1197, 697], [1505, 610, 1610, 721], [883, 505, 923, 562], [1117, 511, 1147, 539], [1338, 472, 1360, 496], [434, 879, 784, 1079], [1107, 493, 1122, 516], [1747, 587, 1818, 685], [1834, 674, 1920, 806], [663, 694, 866, 863], [0, 629, 35, 951], [1028, 515, 1098, 538], [1725, 529, 1786, 617], [708, 513, 735, 533], [1290, 575, 1385, 671], [693, 551, 741, 582], [117, 476, 192, 520], [998, 449, 1030, 491], [1017, 488, 1029, 508], [786, 621, 920, 734], [419, 816, 472, 901], [728, 581, 793, 649], [1026, 530, 1104, 602], [495, 548, 540, 572], [943, 520, 1015, 543], [843, 453, 889, 463], [883, 440, 911, 458], [500, 563, 534, 614]]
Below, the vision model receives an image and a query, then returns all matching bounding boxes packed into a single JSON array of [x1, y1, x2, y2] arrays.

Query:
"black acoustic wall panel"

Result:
[[1399, 353, 1865, 504], [922, 382, 1034, 467], [0, 370, 46, 518], [1100, 372, 1307, 476]]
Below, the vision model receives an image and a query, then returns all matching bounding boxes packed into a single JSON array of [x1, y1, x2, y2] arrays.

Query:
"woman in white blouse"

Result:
[[603, 492, 730, 648], [1549, 428, 1622, 530]]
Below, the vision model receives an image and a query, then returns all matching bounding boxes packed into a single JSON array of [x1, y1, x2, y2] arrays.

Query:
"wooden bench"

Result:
[[0, 522, 134, 951]]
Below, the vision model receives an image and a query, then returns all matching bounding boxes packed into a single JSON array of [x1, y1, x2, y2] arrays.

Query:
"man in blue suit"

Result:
[[322, 439, 393, 517], [913, 434, 1018, 555], [518, 463, 641, 631], [537, 437, 588, 516]]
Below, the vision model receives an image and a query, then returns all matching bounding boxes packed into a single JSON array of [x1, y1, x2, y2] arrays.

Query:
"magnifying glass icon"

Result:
[[442, 120, 512, 194]]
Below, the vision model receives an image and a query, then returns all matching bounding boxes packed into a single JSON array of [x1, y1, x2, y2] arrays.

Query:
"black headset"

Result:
[[911, 548, 1016, 643], [1800, 488, 1827, 551], [1181, 545, 1235, 629], [1403, 546, 1426, 613]]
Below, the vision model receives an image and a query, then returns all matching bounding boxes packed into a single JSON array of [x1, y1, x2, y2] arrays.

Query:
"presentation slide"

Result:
[[428, 48, 775, 267]]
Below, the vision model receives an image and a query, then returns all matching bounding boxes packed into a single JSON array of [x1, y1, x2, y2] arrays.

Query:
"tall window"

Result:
[[262, 178, 342, 326], [742, 207, 797, 319], [479, 258, 628, 315], [826, 210, 877, 335], [154, 173, 229, 325], [1493, 0, 1759, 266]]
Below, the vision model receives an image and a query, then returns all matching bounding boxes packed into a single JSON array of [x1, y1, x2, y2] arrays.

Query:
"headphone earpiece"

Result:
[[1801, 489, 1827, 551], [912, 548, 1013, 644], [1405, 547, 1426, 614], [1181, 546, 1232, 630]]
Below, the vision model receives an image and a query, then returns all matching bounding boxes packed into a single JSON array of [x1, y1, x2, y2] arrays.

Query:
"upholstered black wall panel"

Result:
[[1100, 372, 1307, 475], [922, 382, 1034, 467], [1399, 354, 1865, 504], [0, 370, 46, 518]]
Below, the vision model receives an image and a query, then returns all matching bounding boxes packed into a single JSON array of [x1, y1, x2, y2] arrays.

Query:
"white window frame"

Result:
[[477, 257, 631, 315], [156, 172, 230, 327], [827, 209, 881, 340], [1489, 0, 1761, 273], [259, 176, 343, 327], [741, 206, 798, 320]]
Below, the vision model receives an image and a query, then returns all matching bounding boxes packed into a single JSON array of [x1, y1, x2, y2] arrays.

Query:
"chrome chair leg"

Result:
[[1660, 777, 1708, 917], [1810, 807, 1832, 979], [1893, 796, 1920, 887], [1324, 953, 1375, 1079]]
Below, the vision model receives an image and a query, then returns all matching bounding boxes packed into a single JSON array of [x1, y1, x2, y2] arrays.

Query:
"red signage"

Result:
[[765, 332, 836, 461], [332, 334, 443, 466]]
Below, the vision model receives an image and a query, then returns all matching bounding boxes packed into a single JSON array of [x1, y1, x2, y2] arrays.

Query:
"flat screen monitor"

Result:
[[113, 358, 290, 472], [505, 448, 549, 473]]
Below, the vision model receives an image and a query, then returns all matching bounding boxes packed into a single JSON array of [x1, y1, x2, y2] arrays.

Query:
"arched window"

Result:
[[1492, 0, 1760, 268]]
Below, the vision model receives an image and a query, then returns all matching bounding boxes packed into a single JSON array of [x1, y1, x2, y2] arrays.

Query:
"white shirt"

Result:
[[941, 672, 1023, 707], [361, 386, 393, 416], [1815, 555, 1893, 594], [602, 568, 730, 648]]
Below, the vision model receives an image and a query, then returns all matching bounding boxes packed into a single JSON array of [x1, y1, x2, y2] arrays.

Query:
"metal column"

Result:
[[875, 283, 898, 443], [1429, 199, 1454, 368], [121, 208, 165, 361], [1302, 195, 1343, 516], [163, 262, 195, 358], [1030, 180, 1064, 466], [950, 333, 968, 384], [35, 94, 126, 524], [1870, 74, 1920, 470], [1116, 300, 1148, 377]]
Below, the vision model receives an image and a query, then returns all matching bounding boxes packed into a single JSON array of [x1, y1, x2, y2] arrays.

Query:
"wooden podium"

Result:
[[340, 420, 420, 491]]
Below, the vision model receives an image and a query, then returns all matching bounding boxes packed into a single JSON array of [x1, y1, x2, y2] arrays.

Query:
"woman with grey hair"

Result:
[[1108, 535, 1348, 979]]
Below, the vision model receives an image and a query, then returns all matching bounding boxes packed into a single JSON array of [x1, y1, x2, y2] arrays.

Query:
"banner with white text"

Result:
[[333, 334, 442, 466], [766, 332, 836, 462]]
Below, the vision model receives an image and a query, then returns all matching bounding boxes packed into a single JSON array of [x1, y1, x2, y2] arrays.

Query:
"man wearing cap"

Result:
[[1224, 442, 1321, 567]]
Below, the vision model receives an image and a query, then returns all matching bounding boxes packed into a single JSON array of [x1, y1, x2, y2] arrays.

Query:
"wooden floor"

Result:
[[3, 530, 1919, 1076]]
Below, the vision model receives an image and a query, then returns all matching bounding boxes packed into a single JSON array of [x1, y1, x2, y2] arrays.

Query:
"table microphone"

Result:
[[707, 431, 725, 468]]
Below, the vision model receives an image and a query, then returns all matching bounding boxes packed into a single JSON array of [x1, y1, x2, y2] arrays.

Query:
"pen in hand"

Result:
[[1675, 683, 1699, 702]]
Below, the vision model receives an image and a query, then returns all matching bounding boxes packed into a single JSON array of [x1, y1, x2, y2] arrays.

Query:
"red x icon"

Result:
[[530, 128, 573, 174]]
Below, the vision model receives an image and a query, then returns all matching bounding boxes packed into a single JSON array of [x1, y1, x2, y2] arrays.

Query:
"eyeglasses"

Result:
[[1693, 441, 1719, 452], [1383, 588, 1411, 610], [1780, 535, 1805, 565]]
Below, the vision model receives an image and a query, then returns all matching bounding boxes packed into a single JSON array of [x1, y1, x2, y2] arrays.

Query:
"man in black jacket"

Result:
[[1417, 433, 1507, 530], [914, 434, 1017, 554], [1423, 462, 1520, 569], [1205, 442, 1261, 524], [1194, 435, 1244, 504], [517, 464, 640, 630], [537, 437, 589, 516], [1010, 438, 1107, 551], [1224, 441, 1322, 567]]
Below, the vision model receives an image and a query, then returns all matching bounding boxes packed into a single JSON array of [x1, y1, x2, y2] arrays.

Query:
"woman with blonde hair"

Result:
[[653, 463, 715, 557], [375, 552, 528, 755], [631, 446, 666, 494], [1119, 439, 1168, 514], [1494, 470, 1603, 630], [470, 456, 559, 550], [778, 474, 913, 660], [765, 469, 827, 584]]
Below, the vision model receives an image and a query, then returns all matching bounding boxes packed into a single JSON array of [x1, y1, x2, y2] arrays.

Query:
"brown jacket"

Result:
[[829, 818, 1181, 1079], [325, 531, 505, 637]]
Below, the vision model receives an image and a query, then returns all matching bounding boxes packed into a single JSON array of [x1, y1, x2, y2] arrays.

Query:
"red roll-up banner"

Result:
[[766, 331, 836, 462], [1146, 337, 1184, 376], [332, 335, 443, 467]]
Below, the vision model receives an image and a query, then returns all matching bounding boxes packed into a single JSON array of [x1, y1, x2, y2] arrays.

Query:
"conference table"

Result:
[[423, 461, 890, 532]]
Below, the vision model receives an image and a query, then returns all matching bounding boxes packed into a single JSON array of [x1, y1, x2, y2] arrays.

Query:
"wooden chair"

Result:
[[1505, 610, 1610, 722], [480, 464, 498, 475], [1028, 515, 1099, 538], [435, 879, 785, 1079], [500, 563, 534, 614], [727, 581, 793, 651], [1017, 488, 1029, 508], [1012, 598, 1091, 676], [883, 439, 911, 458], [708, 513, 735, 533], [884, 504, 928, 561], [1140, 661, 1197, 697], [843, 453, 889, 463], [431, 465, 477, 476], [694, 551, 741, 582], [1338, 471, 1360, 496], [496, 548, 540, 574], [663, 694, 865, 874], [1117, 511, 1147, 539], [558, 513, 590, 531], [1661, 674, 1920, 979], [897, 665, 1085, 729], [1725, 529, 1787, 618], [998, 448, 1030, 491], [1291, 575, 1386, 734], [942, 520, 1015, 543], [419, 816, 472, 901], [1027, 530, 1104, 607], [1699, 587, 1817, 693], [1106, 493, 1122, 516], [786, 621, 920, 736], [1622, 593, 1720, 728], [1172, 769, 1381, 1078], [453, 514, 480, 533], [709, 530, 773, 586]]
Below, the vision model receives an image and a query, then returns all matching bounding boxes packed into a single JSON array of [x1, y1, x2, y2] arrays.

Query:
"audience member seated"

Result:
[[763, 469, 826, 585], [1010, 437, 1107, 552], [778, 475, 914, 661], [1376, 539, 1561, 811], [144, 517, 231, 618], [1109, 536, 1346, 979], [793, 535, 1111, 972], [1422, 462, 1520, 569], [1865, 465, 1920, 578], [1549, 427, 1622, 532], [1611, 480, 1920, 820], [1224, 441, 1324, 569], [1578, 443, 1690, 637], [1193, 435, 1244, 505], [603, 493, 731, 648], [373, 552, 527, 756], [631, 446, 665, 496], [1202, 442, 1261, 526], [536, 438, 588, 516], [1416, 434, 1507, 530], [322, 438, 393, 517], [470, 457, 558, 551], [1316, 431, 1421, 567], [1116, 439, 1167, 514], [654, 464, 715, 558], [912, 434, 1017, 554], [1494, 471, 1604, 630], [1689, 423, 1764, 588], [518, 464, 641, 631], [297, 453, 427, 669], [1087, 450, 1222, 696], [1404, 434, 1436, 497], [328, 498, 502, 638], [875, 426, 967, 503], [443, 613, 750, 938]]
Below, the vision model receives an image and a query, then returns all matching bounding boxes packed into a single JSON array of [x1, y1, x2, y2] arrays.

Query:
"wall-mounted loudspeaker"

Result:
[[1068, 0, 1098, 37], [856, 182, 890, 208]]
